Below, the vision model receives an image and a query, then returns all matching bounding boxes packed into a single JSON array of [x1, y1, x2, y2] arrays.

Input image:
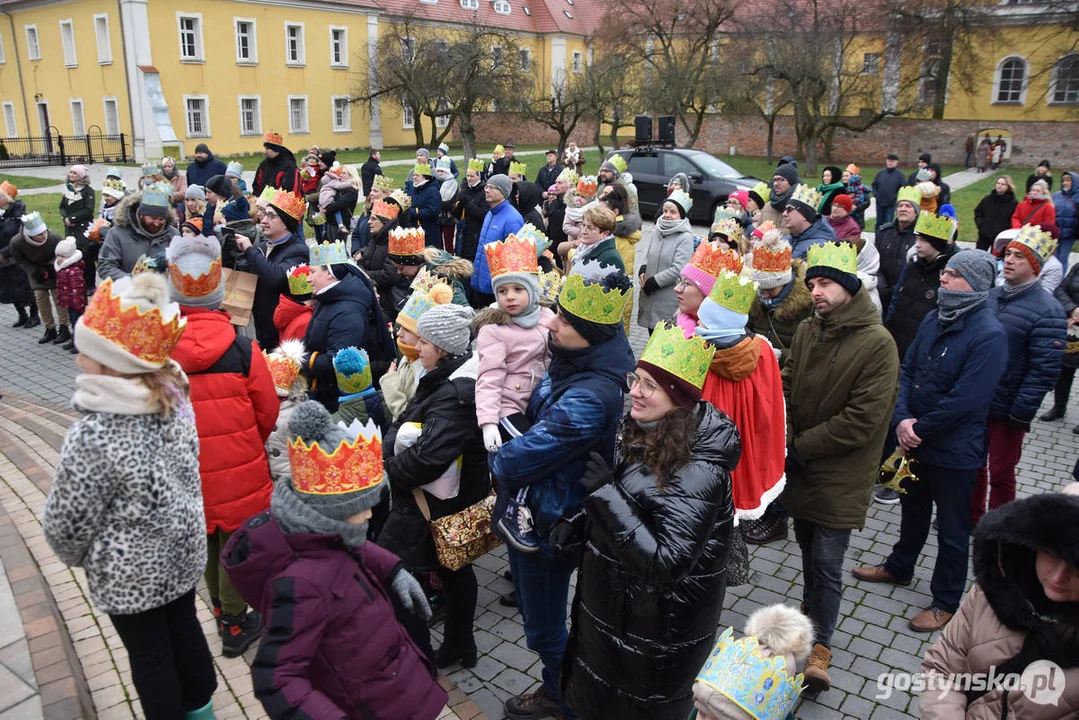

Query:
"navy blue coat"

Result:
[[986, 283, 1067, 423], [240, 234, 311, 351], [185, 156, 228, 189], [894, 306, 1008, 469], [1053, 171, 1078, 248], [404, 181, 441, 247], [872, 167, 906, 209], [790, 216, 838, 259], [302, 274, 377, 411]]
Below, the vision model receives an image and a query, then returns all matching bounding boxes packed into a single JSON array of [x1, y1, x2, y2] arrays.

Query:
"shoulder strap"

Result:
[[412, 488, 432, 521]]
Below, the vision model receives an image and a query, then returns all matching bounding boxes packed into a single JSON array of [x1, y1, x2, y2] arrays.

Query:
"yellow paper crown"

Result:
[[1012, 223, 1057, 263], [372, 175, 396, 193], [509, 161, 528, 177], [696, 627, 804, 720], [789, 184, 823, 211], [807, 241, 858, 275], [310, 241, 350, 267], [388, 189, 412, 213], [80, 278, 187, 367], [486, 234, 539, 279], [896, 186, 923, 207], [371, 199, 400, 220], [750, 181, 771, 205], [538, 270, 564, 306], [559, 271, 629, 326], [914, 211, 958, 243], [467, 158, 485, 173], [333, 347, 373, 395], [708, 270, 758, 315], [271, 191, 306, 221], [287, 420, 384, 496], [287, 265, 313, 295], [410, 266, 441, 294], [688, 241, 743, 277], [639, 322, 714, 390], [413, 162, 433, 177], [711, 217, 743, 241], [608, 154, 627, 174], [493, 144, 504, 155], [388, 226, 426, 257]]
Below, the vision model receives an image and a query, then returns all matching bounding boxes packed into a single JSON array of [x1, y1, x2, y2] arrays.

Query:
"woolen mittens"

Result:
[[580, 451, 614, 494], [389, 569, 431, 621]]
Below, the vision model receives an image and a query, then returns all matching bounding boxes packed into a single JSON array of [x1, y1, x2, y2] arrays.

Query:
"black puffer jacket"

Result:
[[885, 250, 953, 360], [874, 219, 918, 313], [0, 199, 31, 306], [303, 273, 377, 411], [1055, 263, 1079, 370], [973, 189, 1018, 251], [359, 218, 402, 322], [562, 403, 739, 720], [455, 182, 488, 263], [378, 353, 489, 571], [513, 181, 545, 230], [239, 232, 310, 350]]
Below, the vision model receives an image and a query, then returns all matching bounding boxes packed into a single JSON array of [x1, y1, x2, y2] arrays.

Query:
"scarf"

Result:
[[413, 177, 428, 189], [1002, 277, 1041, 300], [162, 165, 177, 180], [761, 279, 795, 310], [769, 185, 794, 210], [695, 300, 749, 345], [72, 374, 159, 415], [937, 288, 988, 325], [397, 339, 420, 361], [54, 250, 83, 271], [656, 217, 691, 237], [633, 417, 660, 431], [573, 235, 612, 264], [511, 304, 543, 329], [271, 480, 369, 549]]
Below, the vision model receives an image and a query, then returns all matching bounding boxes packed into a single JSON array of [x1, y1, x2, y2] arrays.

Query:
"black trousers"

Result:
[[1054, 366, 1075, 410], [109, 589, 217, 720]]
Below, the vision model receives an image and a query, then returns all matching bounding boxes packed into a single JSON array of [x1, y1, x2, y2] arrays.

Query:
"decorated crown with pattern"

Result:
[[370, 198, 400, 221], [576, 176, 598, 198], [708, 270, 758, 315], [80, 278, 187, 367], [413, 162, 433, 177], [639, 322, 714, 390], [258, 185, 279, 205], [509, 161, 528, 177], [397, 283, 453, 333], [713, 206, 739, 225], [486, 234, 539, 279], [538, 270, 564, 306], [263, 130, 284, 145], [789, 184, 823, 211], [103, 178, 125, 193], [688, 240, 743, 277], [370, 175, 394, 193], [264, 339, 306, 394], [140, 163, 160, 177], [517, 223, 551, 257], [310, 241, 350, 267], [287, 419, 384, 496], [896, 185, 923, 207], [753, 237, 793, 274], [140, 185, 170, 209], [389, 226, 426, 257], [559, 271, 629, 325], [667, 189, 693, 214], [696, 627, 805, 720], [166, 237, 222, 300], [388, 189, 412, 213], [711, 217, 743, 241], [467, 158, 485, 173], [1011, 223, 1058, 264], [410, 266, 440, 293], [807, 241, 858, 275], [270, 191, 306, 222], [607, 154, 627, 174], [333, 346, 372, 395], [914, 211, 958, 243], [493, 144, 504, 155]]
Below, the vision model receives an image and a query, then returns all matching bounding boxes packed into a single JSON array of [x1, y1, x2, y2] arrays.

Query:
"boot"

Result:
[[184, 700, 215, 720], [504, 685, 562, 720], [53, 325, 71, 345], [221, 608, 263, 658], [1040, 405, 1066, 421], [803, 643, 832, 693], [435, 642, 478, 669], [743, 513, 788, 544], [24, 306, 40, 329], [11, 306, 29, 328], [38, 327, 57, 344]]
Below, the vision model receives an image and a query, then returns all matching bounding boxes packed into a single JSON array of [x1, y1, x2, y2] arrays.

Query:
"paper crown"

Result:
[[372, 174, 396, 193], [688, 241, 744, 277], [287, 419, 384, 496], [106, 166, 123, 178], [270, 191, 306, 221], [493, 144, 504, 155], [559, 270, 629, 326], [576, 176, 598, 198], [410, 266, 441, 294], [258, 185, 279, 205], [140, 163, 160, 176], [538, 270, 564, 305], [667, 189, 693, 213], [708, 270, 758, 315], [0, 181, 17, 199], [1011, 223, 1057, 263], [287, 265, 314, 296], [333, 346, 372, 395], [397, 283, 453, 333], [914, 211, 958, 242], [389, 226, 426, 257], [509, 161, 528, 177], [713, 206, 740, 225], [371, 199, 400, 221], [896, 185, 923, 207], [166, 236, 222, 299], [558, 168, 579, 186], [413, 162, 433, 177], [310, 241, 350, 266], [789, 184, 823, 211], [749, 181, 771, 205], [486, 234, 539, 279], [711, 217, 742, 241], [87, 218, 109, 243], [752, 220, 776, 241], [264, 130, 283, 145], [388, 189, 412, 213], [80, 278, 187, 367], [607, 154, 627, 174], [696, 627, 805, 720], [807, 241, 858, 275], [517, 223, 551, 257], [753, 238, 793, 274], [103, 177, 125, 192], [467, 158, 485, 173], [141, 186, 170, 208], [639, 322, 714, 390], [264, 339, 305, 393]]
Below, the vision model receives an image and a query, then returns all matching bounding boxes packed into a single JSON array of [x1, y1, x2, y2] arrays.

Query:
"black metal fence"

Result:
[[0, 127, 127, 168]]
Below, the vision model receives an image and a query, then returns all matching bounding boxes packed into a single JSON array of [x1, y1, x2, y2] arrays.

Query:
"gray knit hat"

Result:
[[416, 303, 474, 355], [185, 184, 206, 201], [946, 249, 997, 292], [486, 174, 512, 201], [492, 271, 541, 309]]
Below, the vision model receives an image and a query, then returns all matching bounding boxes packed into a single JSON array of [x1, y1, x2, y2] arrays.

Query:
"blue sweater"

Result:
[[471, 200, 524, 294]]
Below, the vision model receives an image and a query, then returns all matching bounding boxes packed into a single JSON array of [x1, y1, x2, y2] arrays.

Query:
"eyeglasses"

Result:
[[940, 268, 962, 280], [264, 209, 279, 219], [676, 277, 702, 292], [625, 372, 658, 398]]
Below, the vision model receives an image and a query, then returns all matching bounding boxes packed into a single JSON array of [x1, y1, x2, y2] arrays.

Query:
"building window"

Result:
[[238, 96, 261, 136], [330, 27, 348, 67], [1050, 54, 1079, 105], [58, 20, 77, 67], [70, 100, 85, 136], [994, 56, 1027, 104], [332, 96, 351, 132], [435, 98, 449, 128], [492, 45, 504, 68], [0, 33, 5, 64], [862, 52, 880, 76], [25, 25, 40, 61], [402, 102, 414, 129], [94, 15, 112, 64], [184, 95, 210, 137], [3, 102, 16, 137], [572, 51, 582, 74], [461, 0, 479, 8], [401, 37, 415, 63], [177, 14, 203, 61], [234, 19, 257, 64], [285, 23, 305, 66], [494, 0, 511, 13], [288, 96, 308, 134], [519, 48, 530, 72], [103, 98, 120, 135]]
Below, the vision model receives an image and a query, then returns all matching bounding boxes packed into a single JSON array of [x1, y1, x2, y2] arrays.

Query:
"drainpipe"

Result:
[[116, 0, 137, 160], [2, 10, 32, 135]]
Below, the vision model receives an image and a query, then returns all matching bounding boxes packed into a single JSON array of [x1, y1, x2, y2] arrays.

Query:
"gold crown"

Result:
[[607, 154, 627, 174], [264, 340, 304, 393], [412, 162, 433, 177], [807, 241, 858, 275], [688, 241, 743, 277], [467, 158, 485, 173], [287, 265, 313, 295], [270, 191, 306, 221], [914, 211, 958, 242], [707, 270, 758, 315], [711, 217, 743, 241], [538, 270, 564, 305], [1012, 223, 1057, 264], [397, 283, 453, 333], [410, 266, 440, 294], [896, 186, 922, 207], [486, 234, 539, 279], [389, 189, 411, 213], [333, 347, 372, 395], [371, 199, 400, 220], [388, 227, 426, 257], [789, 184, 823, 211], [372, 175, 396, 193], [509, 161, 528, 177], [576, 176, 598, 198], [639, 322, 715, 390], [559, 272, 629, 326], [80, 279, 187, 366], [169, 257, 222, 299], [288, 421, 384, 496], [263, 130, 283, 145], [753, 241, 792, 274]]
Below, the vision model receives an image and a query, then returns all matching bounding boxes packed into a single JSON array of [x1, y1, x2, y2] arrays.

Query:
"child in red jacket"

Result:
[[53, 237, 86, 354]]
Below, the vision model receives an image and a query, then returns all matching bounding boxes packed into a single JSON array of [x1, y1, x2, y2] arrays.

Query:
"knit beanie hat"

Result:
[[185, 184, 206, 201], [166, 234, 224, 309], [21, 211, 46, 237], [785, 184, 819, 223], [226, 161, 244, 179], [181, 217, 204, 236], [486, 174, 512, 201], [751, 230, 794, 290], [415, 303, 474, 356], [54, 237, 77, 259], [416, 148, 431, 161], [832, 194, 853, 213], [319, 149, 337, 167], [206, 174, 233, 198], [773, 163, 800, 186], [946, 250, 997, 293], [333, 346, 373, 396]]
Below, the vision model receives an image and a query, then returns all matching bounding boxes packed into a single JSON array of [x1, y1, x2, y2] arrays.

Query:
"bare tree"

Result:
[[522, 71, 591, 158], [578, 45, 643, 154]]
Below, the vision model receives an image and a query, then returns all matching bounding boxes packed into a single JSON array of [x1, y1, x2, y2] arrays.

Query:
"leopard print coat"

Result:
[[44, 401, 207, 615]]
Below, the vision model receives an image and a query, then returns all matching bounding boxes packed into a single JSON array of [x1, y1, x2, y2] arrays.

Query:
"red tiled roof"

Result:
[[369, 0, 604, 36]]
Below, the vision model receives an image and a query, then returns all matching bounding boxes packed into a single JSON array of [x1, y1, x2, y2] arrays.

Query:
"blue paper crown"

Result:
[[309, 241, 350, 266], [140, 186, 170, 208], [517, 223, 551, 257], [695, 628, 804, 720]]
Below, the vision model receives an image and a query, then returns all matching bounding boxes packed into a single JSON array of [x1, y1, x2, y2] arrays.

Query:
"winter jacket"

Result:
[[543, 195, 568, 254], [894, 306, 1007, 469], [253, 148, 302, 198], [55, 259, 87, 312], [974, 190, 1018, 250], [379, 358, 421, 423], [491, 332, 635, 554], [827, 214, 861, 241], [885, 249, 954, 359], [474, 307, 553, 426], [921, 493, 1079, 720], [1054, 263, 1079, 370], [856, 239, 883, 313], [97, 193, 179, 281], [44, 375, 205, 615], [379, 353, 490, 572], [186, 153, 228, 189], [1053, 172, 1079, 247], [9, 230, 63, 291], [60, 184, 96, 242], [512, 181, 545, 231], [747, 261, 814, 359], [455, 181, 488, 263], [535, 164, 563, 192], [639, 223, 694, 330], [163, 172, 188, 206], [817, 181, 845, 217], [846, 176, 871, 225], [0, 199, 31, 306], [360, 158, 382, 197], [274, 296, 313, 343], [874, 219, 918, 312], [404, 180, 441, 247], [171, 309, 278, 533], [781, 288, 899, 530], [562, 403, 739, 720], [358, 219, 404, 322], [789, 216, 837, 259], [574, 235, 626, 275], [472, 201, 524, 295], [218, 195, 251, 224], [222, 514, 447, 720], [265, 398, 301, 484], [319, 177, 360, 235], [1011, 195, 1056, 229], [436, 177, 459, 227], [986, 282, 1067, 423], [1025, 172, 1054, 193], [872, 167, 905, 209], [240, 232, 310, 350]]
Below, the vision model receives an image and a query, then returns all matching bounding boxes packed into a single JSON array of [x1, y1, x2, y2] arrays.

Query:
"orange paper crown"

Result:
[[168, 257, 222, 299], [80, 278, 186, 366], [753, 242, 793, 274], [688, 241, 743, 277], [371, 199, 400, 220], [389, 227, 426, 257], [270, 191, 306, 221], [265, 351, 301, 392], [576, 176, 598, 198], [0, 181, 17, 199], [486, 233, 539, 279], [287, 426, 384, 495], [264, 130, 283, 145]]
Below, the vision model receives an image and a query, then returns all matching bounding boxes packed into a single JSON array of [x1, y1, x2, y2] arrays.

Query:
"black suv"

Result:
[[612, 148, 760, 224]]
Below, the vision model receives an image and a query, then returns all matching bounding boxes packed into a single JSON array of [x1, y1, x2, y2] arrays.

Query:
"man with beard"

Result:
[[760, 163, 799, 232], [185, 143, 227, 189]]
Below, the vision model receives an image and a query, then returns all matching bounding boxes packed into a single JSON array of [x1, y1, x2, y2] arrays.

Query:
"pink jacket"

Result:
[[827, 214, 862, 241], [319, 176, 353, 211], [474, 306, 554, 426]]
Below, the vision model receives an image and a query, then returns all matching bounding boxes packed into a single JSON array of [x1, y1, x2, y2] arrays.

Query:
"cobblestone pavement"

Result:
[[0, 253, 1076, 719]]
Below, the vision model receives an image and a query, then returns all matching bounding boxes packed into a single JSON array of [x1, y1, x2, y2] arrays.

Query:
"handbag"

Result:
[[412, 488, 501, 571]]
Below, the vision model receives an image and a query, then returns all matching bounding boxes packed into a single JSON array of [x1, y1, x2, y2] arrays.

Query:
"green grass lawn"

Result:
[[19, 193, 64, 232], [1, 174, 67, 190]]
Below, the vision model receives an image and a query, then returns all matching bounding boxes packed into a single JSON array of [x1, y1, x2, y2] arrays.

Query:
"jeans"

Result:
[[1056, 239, 1075, 266], [108, 589, 217, 720], [792, 519, 851, 648], [205, 528, 244, 615], [508, 547, 578, 720], [876, 204, 895, 227], [971, 417, 1024, 526], [884, 463, 976, 613]]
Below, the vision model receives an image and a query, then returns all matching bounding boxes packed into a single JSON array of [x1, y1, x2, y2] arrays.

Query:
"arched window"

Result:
[[994, 56, 1027, 104], [1051, 54, 1079, 105]]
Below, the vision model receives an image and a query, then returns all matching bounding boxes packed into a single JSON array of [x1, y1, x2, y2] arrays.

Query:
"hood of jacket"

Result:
[[1060, 172, 1079, 199], [513, 181, 544, 216], [314, 273, 371, 309], [708, 334, 762, 382], [811, 284, 880, 339], [113, 192, 179, 239], [424, 249, 473, 281], [614, 212, 643, 238], [772, 261, 814, 322], [549, 329, 634, 389], [690, 401, 743, 473], [171, 309, 237, 373], [273, 295, 312, 329]]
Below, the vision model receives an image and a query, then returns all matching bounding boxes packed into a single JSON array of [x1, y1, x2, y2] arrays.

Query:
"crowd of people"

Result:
[[0, 132, 1075, 720]]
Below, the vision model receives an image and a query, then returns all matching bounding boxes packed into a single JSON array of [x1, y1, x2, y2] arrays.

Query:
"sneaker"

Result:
[[221, 609, 263, 658], [873, 486, 901, 505], [496, 498, 540, 554], [504, 685, 562, 720], [803, 643, 832, 693], [743, 514, 788, 544]]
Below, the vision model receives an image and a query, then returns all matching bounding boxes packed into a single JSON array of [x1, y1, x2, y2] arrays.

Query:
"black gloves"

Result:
[[1008, 415, 1032, 433], [548, 519, 577, 552], [642, 277, 660, 296], [785, 442, 806, 476], [580, 451, 614, 495]]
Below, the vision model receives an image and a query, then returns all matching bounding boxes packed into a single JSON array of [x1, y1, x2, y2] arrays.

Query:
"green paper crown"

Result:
[[639, 322, 714, 390], [413, 162, 433, 177], [559, 272, 629, 326], [372, 175, 396, 193], [509, 161, 528, 176], [1013, 223, 1057, 263], [789, 184, 822, 210], [287, 265, 313, 295], [896, 186, 922, 207], [914, 211, 958, 242], [607, 154, 627, 174], [310, 241, 350, 266], [467, 158, 485, 173], [258, 185, 279, 204], [708, 270, 758, 315], [750, 181, 771, 204], [696, 627, 804, 720], [807, 241, 858, 275], [333, 347, 373, 395]]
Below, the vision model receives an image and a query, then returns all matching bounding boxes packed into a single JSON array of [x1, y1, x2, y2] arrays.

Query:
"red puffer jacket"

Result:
[[171, 308, 279, 533], [273, 295, 312, 343]]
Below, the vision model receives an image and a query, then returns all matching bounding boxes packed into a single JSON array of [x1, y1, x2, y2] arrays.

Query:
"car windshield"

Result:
[[688, 153, 743, 179]]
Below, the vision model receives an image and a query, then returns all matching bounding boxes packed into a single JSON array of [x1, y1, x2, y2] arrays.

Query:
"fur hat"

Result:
[[166, 234, 224, 309], [415, 303, 474, 356]]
